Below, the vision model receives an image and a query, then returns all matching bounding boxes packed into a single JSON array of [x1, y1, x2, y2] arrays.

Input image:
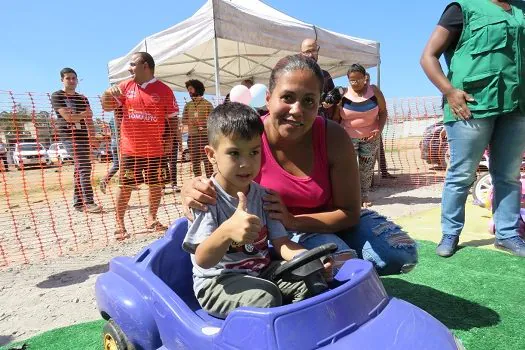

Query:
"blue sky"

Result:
[[1, 0, 451, 100]]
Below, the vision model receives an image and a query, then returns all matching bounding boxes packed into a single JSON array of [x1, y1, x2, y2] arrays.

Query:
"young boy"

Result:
[[183, 102, 331, 318]]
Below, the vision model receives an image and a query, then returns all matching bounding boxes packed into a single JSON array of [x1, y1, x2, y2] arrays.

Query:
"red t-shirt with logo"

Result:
[[117, 79, 178, 157]]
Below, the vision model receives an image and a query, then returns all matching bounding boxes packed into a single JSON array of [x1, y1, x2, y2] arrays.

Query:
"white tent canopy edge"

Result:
[[107, 0, 380, 98]]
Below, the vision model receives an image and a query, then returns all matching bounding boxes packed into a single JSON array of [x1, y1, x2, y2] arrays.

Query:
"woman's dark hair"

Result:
[[134, 52, 155, 73], [60, 67, 77, 79], [207, 102, 264, 147], [269, 54, 324, 93], [347, 63, 366, 77], [185, 79, 206, 96]]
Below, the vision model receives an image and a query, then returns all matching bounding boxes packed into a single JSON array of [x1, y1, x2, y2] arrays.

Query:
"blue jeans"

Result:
[[63, 141, 95, 207], [442, 114, 525, 239], [291, 210, 418, 276], [290, 232, 355, 256], [340, 210, 418, 275]]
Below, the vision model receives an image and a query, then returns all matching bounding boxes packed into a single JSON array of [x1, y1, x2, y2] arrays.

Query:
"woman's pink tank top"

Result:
[[339, 85, 379, 138], [255, 116, 332, 215]]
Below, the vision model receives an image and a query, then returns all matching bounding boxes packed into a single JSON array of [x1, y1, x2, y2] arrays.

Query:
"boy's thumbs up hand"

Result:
[[237, 192, 248, 212], [227, 192, 262, 244]]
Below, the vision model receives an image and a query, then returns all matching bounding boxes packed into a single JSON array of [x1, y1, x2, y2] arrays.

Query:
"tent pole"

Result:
[[377, 42, 381, 88], [213, 36, 221, 102]]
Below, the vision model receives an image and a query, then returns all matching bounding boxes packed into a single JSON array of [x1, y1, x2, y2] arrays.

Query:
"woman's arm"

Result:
[[265, 121, 360, 232], [372, 85, 387, 132], [294, 121, 360, 231], [420, 25, 473, 119]]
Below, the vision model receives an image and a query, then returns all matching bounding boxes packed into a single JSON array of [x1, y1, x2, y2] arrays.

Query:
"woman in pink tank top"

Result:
[[334, 64, 388, 207], [184, 54, 418, 276]]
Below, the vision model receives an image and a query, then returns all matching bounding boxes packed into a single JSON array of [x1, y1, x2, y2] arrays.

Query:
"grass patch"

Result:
[[383, 240, 525, 350]]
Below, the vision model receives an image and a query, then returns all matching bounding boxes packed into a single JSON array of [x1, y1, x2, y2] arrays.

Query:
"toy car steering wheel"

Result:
[[271, 243, 338, 296]]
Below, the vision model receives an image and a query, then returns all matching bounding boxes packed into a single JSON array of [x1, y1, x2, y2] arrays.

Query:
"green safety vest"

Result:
[[444, 0, 525, 123]]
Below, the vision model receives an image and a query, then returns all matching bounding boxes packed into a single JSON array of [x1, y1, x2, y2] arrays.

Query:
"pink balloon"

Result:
[[229, 85, 252, 105]]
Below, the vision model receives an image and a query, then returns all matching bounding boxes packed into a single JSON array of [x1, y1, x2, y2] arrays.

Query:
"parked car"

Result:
[[12, 142, 49, 170], [419, 121, 449, 168], [0, 142, 8, 171], [47, 142, 73, 165], [96, 218, 465, 350]]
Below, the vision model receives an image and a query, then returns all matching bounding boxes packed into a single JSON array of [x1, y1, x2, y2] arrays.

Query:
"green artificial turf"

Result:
[[383, 241, 525, 350], [0, 320, 104, 350], [2, 240, 524, 350]]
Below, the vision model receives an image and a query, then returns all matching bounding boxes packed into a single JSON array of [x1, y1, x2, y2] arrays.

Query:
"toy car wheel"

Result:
[[272, 243, 338, 296], [103, 319, 132, 350], [472, 172, 492, 208]]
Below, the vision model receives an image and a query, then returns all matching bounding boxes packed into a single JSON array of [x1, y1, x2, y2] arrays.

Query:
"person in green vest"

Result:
[[421, 0, 525, 258]]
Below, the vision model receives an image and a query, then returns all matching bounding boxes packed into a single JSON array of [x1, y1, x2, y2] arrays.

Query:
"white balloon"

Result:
[[229, 85, 252, 105]]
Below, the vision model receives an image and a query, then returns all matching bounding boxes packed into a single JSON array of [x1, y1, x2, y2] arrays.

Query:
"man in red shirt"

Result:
[[102, 52, 179, 239]]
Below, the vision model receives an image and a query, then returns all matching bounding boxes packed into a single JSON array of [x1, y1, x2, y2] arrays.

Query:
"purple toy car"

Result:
[[96, 218, 465, 349]]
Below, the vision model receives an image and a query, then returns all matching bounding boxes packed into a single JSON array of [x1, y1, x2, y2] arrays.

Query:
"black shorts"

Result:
[[119, 155, 167, 187]]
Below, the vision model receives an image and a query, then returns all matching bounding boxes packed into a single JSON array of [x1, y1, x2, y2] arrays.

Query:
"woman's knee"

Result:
[[345, 210, 418, 274]]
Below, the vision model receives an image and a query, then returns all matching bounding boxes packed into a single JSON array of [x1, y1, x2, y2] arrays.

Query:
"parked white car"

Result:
[[47, 142, 73, 165], [12, 142, 49, 170]]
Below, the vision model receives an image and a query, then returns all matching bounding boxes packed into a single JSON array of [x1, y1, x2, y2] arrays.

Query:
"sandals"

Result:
[[113, 221, 167, 240], [146, 220, 168, 233], [114, 228, 130, 241]]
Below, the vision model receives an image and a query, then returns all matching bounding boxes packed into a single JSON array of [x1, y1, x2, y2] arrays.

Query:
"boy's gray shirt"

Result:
[[183, 176, 288, 295]]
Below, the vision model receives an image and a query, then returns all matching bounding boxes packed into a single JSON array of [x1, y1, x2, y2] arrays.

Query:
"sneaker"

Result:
[[99, 180, 107, 194], [84, 203, 103, 214], [436, 234, 459, 257], [494, 236, 525, 257]]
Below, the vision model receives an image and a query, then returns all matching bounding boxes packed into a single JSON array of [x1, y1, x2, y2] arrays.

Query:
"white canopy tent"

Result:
[[107, 0, 380, 98]]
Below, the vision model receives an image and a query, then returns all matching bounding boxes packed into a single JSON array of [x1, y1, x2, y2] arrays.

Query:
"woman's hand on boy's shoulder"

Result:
[[263, 189, 296, 230], [182, 176, 217, 220]]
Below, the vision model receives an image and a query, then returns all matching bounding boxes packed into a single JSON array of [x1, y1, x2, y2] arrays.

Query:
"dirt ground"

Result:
[[0, 152, 448, 346]]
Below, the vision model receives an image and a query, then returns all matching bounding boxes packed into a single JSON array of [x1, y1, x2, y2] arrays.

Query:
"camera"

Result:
[[321, 86, 345, 105]]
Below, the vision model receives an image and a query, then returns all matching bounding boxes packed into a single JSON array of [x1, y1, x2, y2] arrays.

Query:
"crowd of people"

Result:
[[47, 0, 525, 317]]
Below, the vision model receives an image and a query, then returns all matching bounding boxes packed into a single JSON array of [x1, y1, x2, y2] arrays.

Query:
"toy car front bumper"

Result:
[[319, 298, 460, 350]]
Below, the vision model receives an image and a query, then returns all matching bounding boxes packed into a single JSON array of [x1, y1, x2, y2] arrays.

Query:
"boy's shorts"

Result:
[[119, 155, 167, 187]]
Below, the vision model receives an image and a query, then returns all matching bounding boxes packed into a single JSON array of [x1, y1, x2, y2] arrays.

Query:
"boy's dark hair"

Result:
[[134, 52, 155, 73], [207, 102, 264, 147], [347, 63, 366, 77], [60, 67, 77, 79], [185, 79, 206, 96], [269, 54, 324, 93]]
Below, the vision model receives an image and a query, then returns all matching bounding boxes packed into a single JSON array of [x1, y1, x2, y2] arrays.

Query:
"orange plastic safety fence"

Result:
[[0, 91, 448, 268]]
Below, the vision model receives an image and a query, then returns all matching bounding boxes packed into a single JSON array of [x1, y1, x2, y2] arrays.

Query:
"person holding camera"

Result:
[[334, 64, 388, 208], [300, 38, 336, 120]]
